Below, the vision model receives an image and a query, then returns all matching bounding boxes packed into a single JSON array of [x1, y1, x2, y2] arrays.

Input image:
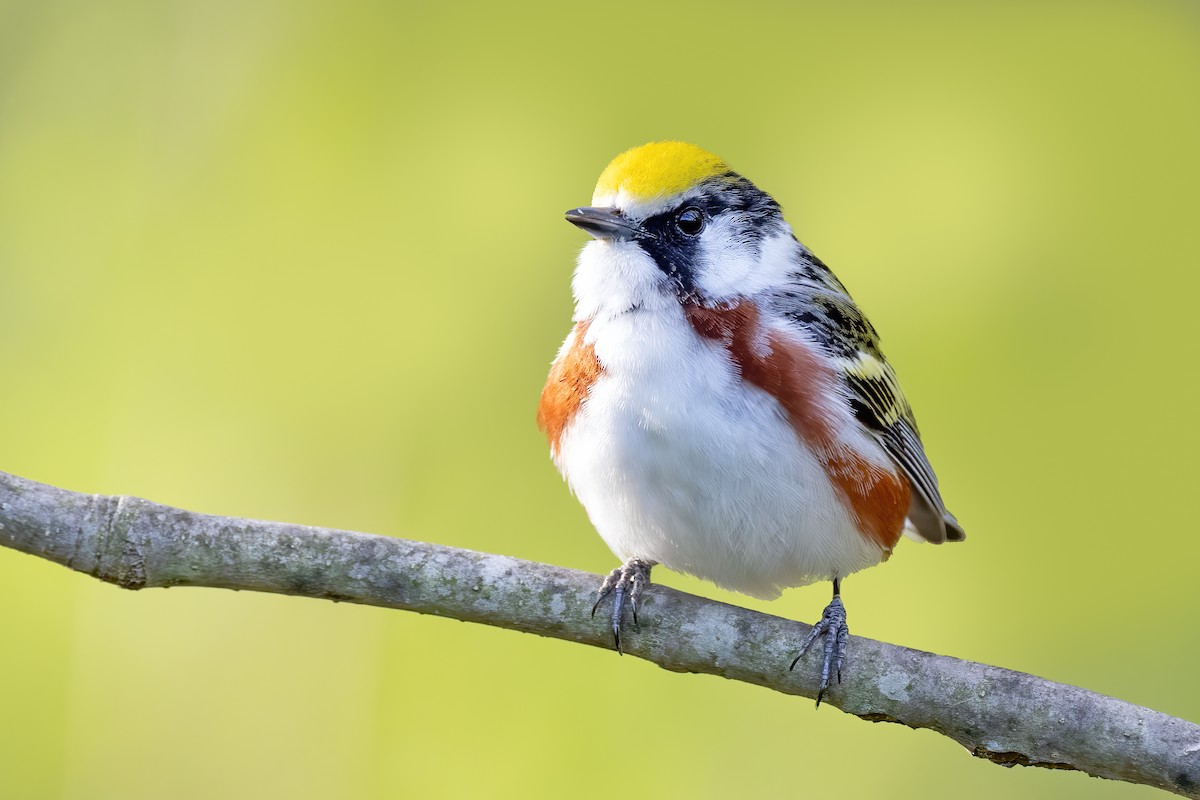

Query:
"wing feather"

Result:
[[768, 248, 965, 543]]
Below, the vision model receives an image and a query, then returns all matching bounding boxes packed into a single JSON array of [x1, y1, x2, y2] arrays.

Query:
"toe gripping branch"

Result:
[[790, 580, 849, 707], [591, 558, 653, 654]]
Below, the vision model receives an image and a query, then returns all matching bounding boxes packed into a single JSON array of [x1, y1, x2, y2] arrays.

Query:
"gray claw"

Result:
[[591, 558, 653, 654], [790, 594, 848, 707]]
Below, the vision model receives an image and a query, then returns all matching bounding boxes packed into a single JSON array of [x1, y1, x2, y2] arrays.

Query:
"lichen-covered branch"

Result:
[[0, 470, 1197, 797]]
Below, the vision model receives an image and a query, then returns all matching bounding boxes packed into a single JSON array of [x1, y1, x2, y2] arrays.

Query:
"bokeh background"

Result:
[[1, 1, 1197, 797]]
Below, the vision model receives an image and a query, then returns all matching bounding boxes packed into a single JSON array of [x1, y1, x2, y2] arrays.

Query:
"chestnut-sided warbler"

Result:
[[538, 142, 964, 702]]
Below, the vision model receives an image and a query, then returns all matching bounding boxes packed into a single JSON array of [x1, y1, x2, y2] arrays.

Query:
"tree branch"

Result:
[[1, 469, 1196, 796]]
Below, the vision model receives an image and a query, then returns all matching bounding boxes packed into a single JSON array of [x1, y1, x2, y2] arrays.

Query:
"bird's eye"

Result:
[[674, 207, 705, 236]]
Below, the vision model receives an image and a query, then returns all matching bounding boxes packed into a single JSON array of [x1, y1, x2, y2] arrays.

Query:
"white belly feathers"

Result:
[[553, 304, 886, 600]]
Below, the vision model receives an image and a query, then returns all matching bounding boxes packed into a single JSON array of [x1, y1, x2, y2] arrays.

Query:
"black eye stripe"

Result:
[[630, 175, 784, 298]]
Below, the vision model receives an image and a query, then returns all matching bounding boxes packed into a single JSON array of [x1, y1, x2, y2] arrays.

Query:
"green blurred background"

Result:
[[1, 1, 1197, 797]]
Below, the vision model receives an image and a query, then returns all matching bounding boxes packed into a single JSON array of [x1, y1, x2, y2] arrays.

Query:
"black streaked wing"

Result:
[[770, 249, 964, 543], [841, 354, 964, 543]]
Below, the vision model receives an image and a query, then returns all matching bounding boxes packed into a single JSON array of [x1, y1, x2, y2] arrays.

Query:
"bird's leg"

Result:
[[790, 577, 849, 707], [591, 558, 654, 654]]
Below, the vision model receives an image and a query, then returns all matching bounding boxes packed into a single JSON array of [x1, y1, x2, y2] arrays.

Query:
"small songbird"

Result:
[[538, 142, 964, 702]]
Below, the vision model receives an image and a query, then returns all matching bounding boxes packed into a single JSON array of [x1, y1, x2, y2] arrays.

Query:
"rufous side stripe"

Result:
[[538, 320, 602, 455], [685, 301, 909, 552]]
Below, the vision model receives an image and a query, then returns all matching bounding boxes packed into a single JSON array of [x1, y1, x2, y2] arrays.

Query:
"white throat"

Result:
[[570, 239, 678, 322]]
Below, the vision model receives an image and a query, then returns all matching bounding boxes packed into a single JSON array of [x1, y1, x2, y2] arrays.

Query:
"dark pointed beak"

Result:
[[564, 206, 642, 241]]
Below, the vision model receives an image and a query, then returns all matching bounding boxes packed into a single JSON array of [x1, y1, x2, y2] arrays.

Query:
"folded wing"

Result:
[[769, 249, 965, 544]]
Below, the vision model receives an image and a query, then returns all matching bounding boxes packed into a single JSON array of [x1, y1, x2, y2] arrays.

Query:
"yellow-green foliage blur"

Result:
[[1, 2, 1197, 798]]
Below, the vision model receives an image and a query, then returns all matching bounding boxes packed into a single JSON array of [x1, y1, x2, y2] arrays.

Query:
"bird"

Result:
[[537, 141, 964, 704]]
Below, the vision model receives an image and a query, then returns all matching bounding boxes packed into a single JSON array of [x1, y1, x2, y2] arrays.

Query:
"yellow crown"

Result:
[[593, 141, 730, 205]]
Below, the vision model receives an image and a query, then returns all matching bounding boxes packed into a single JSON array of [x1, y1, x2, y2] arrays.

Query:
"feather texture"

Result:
[[766, 248, 965, 543], [545, 141, 964, 601]]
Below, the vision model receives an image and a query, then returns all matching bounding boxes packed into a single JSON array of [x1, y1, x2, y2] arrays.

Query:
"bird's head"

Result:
[[567, 141, 795, 319]]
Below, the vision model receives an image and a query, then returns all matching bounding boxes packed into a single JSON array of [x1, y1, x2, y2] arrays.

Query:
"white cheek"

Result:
[[692, 216, 757, 299], [571, 240, 674, 321], [695, 227, 800, 302]]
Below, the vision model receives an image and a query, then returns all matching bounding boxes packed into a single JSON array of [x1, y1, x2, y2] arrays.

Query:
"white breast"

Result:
[[554, 304, 887, 600]]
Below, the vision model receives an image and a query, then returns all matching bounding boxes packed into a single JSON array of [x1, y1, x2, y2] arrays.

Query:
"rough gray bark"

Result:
[[1, 469, 1197, 796]]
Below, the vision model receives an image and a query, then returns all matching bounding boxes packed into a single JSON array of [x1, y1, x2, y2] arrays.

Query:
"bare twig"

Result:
[[0, 469, 1196, 796]]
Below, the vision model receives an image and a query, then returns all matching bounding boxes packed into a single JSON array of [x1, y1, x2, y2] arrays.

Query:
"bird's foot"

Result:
[[790, 593, 849, 707], [591, 558, 653, 654]]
